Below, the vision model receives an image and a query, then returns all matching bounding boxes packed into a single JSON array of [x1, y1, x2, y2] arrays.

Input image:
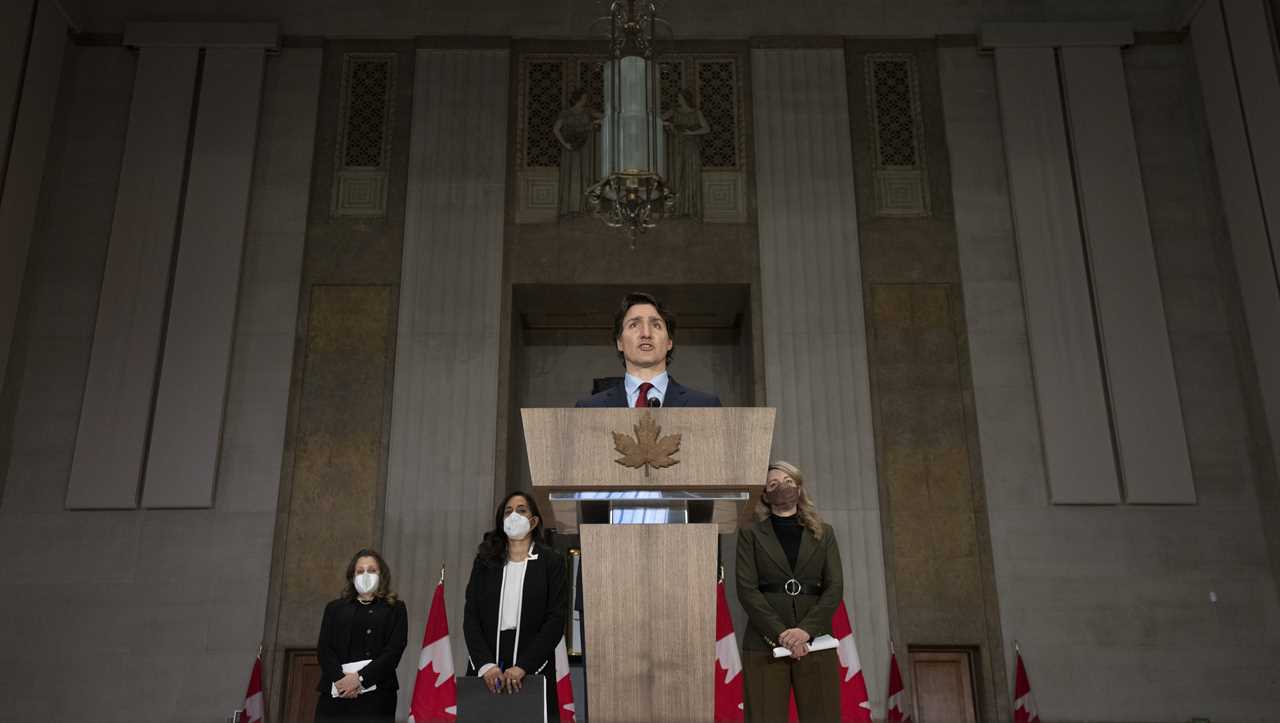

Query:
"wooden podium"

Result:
[[522, 408, 775, 723]]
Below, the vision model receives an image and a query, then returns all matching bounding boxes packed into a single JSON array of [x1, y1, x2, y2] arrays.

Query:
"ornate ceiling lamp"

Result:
[[587, 0, 674, 244]]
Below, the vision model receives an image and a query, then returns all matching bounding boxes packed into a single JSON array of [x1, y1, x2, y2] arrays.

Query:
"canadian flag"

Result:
[[713, 579, 744, 721], [1012, 647, 1040, 723], [784, 601, 870, 722], [886, 646, 912, 722], [408, 582, 457, 722], [237, 652, 264, 723], [831, 601, 872, 721], [553, 636, 577, 721]]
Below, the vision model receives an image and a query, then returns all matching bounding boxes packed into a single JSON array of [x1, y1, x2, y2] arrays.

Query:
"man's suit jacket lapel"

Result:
[[664, 378, 688, 407], [754, 518, 793, 575], [602, 384, 627, 408]]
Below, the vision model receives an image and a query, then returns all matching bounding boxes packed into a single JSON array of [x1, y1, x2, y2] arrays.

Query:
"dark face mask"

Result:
[[765, 485, 799, 508]]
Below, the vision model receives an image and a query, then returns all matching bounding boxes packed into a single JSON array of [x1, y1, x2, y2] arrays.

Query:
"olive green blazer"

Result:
[[735, 517, 844, 652]]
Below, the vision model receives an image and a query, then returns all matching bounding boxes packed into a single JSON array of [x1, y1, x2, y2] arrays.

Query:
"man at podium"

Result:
[[574, 291, 721, 408]]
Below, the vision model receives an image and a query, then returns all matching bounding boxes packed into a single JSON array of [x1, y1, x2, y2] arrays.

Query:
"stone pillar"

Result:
[[66, 45, 201, 509], [0, 0, 66, 400], [751, 46, 890, 712], [144, 47, 267, 508], [1192, 0, 1280, 512], [381, 48, 509, 709]]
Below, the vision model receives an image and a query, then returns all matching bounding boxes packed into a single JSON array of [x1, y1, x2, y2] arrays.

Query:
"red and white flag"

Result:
[[237, 652, 264, 723], [784, 601, 871, 723], [886, 645, 912, 722], [713, 579, 744, 721], [553, 636, 577, 721], [831, 601, 872, 721], [408, 582, 457, 722], [1012, 646, 1040, 723]]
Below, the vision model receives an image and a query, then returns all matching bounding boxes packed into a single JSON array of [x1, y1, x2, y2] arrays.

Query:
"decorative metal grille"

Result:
[[868, 55, 921, 169], [659, 61, 684, 114], [518, 54, 743, 172], [525, 61, 565, 168], [577, 60, 604, 112], [696, 61, 738, 169], [338, 54, 395, 169]]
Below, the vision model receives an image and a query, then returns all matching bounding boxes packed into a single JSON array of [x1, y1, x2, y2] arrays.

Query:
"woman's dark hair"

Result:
[[612, 291, 677, 366], [339, 548, 398, 604], [476, 491, 547, 568]]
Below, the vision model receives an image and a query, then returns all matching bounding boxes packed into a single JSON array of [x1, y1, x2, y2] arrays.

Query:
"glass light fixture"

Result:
[[587, 0, 674, 244]]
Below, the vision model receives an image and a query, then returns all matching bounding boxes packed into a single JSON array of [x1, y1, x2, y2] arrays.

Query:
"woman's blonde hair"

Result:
[[754, 460, 825, 540]]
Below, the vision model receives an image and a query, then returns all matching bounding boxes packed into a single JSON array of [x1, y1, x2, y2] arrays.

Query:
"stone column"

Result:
[[381, 48, 509, 708], [66, 45, 201, 509], [752, 46, 890, 712], [0, 0, 66, 400]]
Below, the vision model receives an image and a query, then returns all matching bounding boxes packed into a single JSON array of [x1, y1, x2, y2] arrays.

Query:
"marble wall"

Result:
[[0, 45, 318, 722], [941, 38, 1280, 721]]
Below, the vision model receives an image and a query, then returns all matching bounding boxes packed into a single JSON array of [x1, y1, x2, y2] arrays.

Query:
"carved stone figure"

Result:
[[664, 89, 710, 220], [553, 88, 600, 217]]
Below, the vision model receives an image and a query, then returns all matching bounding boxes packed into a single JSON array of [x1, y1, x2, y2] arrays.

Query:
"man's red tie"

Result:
[[635, 382, 653, 408]]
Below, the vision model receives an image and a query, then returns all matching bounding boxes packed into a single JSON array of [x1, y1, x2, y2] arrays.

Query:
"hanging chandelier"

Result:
[[586, 0, 674, 243]]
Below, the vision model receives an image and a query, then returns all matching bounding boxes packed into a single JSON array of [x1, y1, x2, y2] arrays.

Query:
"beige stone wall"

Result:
[[845, 39, 1009, 719], [262, 40, 414, 719]]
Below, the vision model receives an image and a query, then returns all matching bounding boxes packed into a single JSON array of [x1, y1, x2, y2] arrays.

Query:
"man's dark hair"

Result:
[[613, 291, 676, 365]]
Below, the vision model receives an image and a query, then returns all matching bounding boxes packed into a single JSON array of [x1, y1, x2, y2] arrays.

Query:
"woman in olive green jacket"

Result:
[[736, 460, 843, 723]]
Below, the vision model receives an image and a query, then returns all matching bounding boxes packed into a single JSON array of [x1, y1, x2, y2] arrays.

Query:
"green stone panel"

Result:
[[276, 285, 393, 649]]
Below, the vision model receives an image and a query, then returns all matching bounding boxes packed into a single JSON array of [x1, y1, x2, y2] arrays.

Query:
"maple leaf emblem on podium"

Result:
[[612, 411, 682, 477]]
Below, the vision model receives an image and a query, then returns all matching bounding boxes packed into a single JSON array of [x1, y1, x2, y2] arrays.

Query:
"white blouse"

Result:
[[498, 559, 528, 631]]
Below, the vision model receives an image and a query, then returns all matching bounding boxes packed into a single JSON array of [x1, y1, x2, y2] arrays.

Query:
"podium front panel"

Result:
[[580, 523, 717, 723]]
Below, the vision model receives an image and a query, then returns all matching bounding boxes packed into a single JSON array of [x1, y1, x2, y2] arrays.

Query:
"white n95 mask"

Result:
[[353, 572, 379, 595], [503, 512, 532, 540]]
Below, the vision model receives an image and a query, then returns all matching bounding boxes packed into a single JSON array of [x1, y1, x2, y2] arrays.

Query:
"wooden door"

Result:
[[283, 649, 322, 723], [910, 649, 978, 723]]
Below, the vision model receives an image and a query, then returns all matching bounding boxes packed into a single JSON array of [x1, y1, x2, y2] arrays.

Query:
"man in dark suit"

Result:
[[575, 291, 722, 408]]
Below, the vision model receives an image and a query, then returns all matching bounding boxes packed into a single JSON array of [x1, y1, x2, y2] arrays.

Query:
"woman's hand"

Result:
[[779, 627, 811, 659], [502, 665, 527, 693], [778, 627, 811, 648], [482, 666, 503, 693], [335, 672, 362, 698]]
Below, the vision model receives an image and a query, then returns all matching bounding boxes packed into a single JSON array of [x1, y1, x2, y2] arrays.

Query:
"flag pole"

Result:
[[718, 564, 724, 584], [439, 561, 446, 585]]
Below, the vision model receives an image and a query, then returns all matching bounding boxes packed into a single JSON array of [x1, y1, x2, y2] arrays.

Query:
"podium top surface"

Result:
[[521, 407, 776, 490]]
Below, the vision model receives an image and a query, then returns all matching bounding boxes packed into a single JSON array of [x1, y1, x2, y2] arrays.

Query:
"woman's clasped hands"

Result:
[[778, 627, 811, 659], [482, 665, 527, 694]]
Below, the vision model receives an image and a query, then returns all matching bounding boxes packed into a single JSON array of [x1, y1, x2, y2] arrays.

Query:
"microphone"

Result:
[[648, 397, 662, 408]]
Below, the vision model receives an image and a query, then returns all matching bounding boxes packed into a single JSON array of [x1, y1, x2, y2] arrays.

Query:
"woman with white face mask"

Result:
[[315, 548, 408, 722], [463, 491, 569, 722]]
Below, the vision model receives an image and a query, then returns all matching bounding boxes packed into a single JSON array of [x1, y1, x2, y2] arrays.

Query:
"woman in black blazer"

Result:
[[315, 548, 409, 723], [463, 490, 569, 722]]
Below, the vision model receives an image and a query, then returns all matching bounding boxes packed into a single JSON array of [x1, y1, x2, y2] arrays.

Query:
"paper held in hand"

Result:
[[330, 659, 377, 697], [772, 634, 838, 658]]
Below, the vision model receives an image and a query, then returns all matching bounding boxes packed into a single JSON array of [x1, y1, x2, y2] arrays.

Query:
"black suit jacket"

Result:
[[574, 377, 722, 408], [315, 597, 409, 692], [463, 542, 569, 676]]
